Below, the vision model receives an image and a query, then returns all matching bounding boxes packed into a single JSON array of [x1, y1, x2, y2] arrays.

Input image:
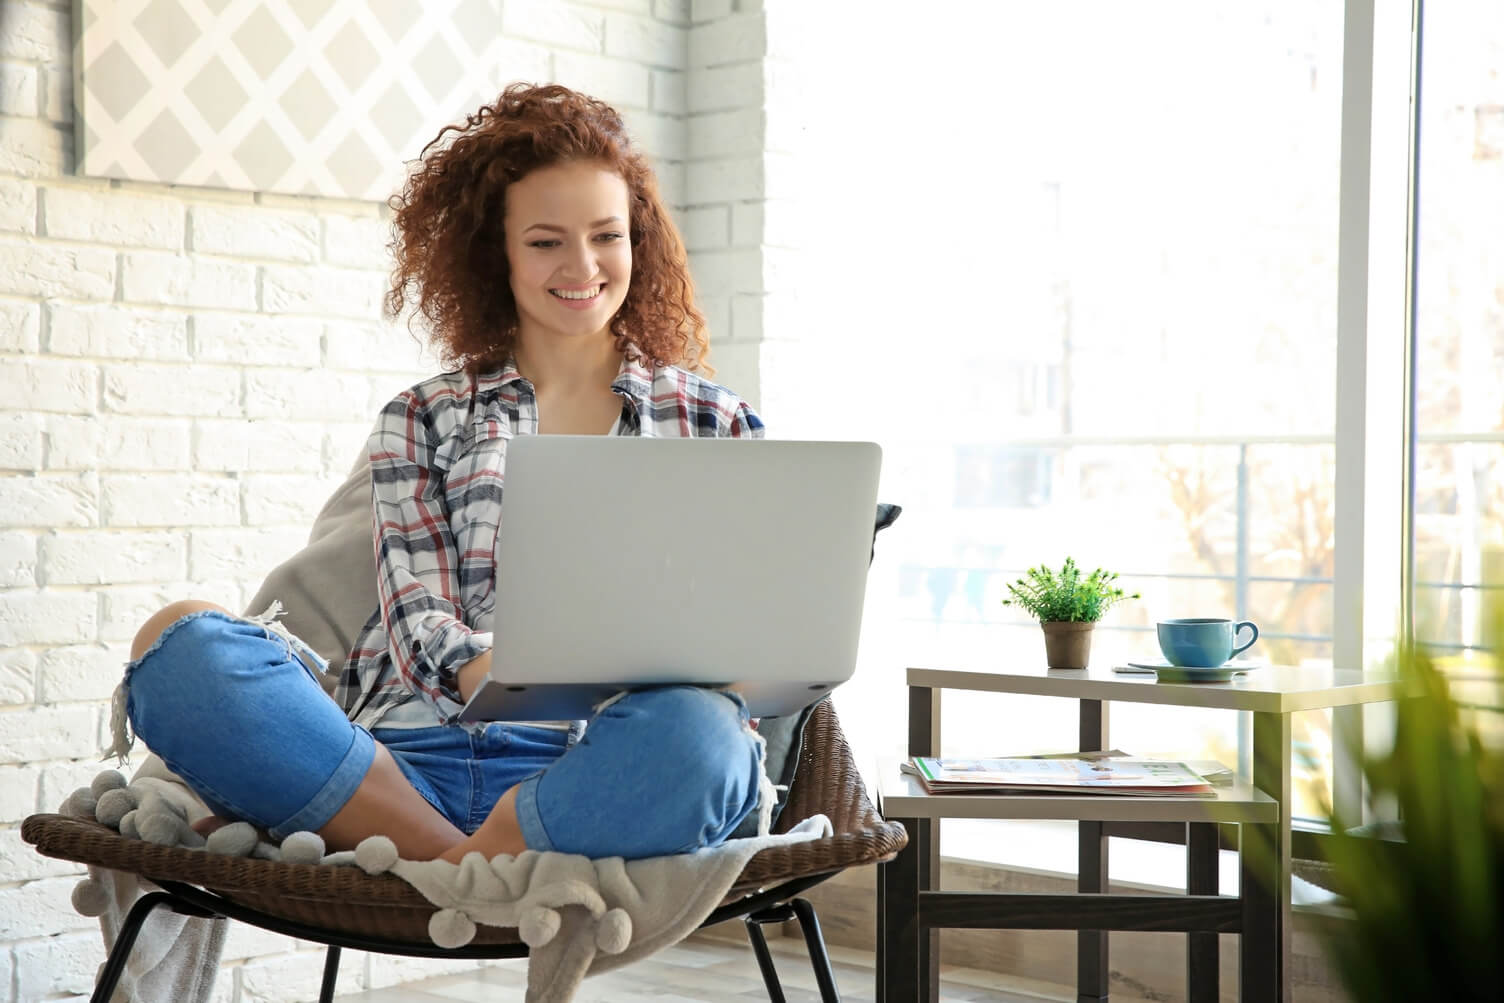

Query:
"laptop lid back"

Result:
[[466, 436, 881, 720]]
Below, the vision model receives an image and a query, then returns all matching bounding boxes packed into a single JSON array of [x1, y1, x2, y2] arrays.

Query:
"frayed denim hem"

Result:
[[513, 773, 555, 852], [105, 609, 228, 766]]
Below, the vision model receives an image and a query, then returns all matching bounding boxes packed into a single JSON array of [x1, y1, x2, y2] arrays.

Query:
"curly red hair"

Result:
[[385, 83, 710, 374]]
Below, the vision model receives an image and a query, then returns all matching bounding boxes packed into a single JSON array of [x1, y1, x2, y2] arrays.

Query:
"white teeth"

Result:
[[550, 286, 602, 300]]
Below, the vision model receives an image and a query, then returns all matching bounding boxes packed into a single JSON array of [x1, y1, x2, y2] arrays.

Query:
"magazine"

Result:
[[904, 755, 1216, 797]]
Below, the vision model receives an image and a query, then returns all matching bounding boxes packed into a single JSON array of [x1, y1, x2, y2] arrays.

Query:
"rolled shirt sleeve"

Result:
[[728, 400, 765, 439], [369, 391, 492, 723]]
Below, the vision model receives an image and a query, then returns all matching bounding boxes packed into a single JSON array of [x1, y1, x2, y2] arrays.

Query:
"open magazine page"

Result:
[[907, 756, 1216, 797]]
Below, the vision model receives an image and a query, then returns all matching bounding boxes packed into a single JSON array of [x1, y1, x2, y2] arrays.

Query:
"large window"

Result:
[[1412, 1, 1504, 663], [785, 1, 1349, 834]]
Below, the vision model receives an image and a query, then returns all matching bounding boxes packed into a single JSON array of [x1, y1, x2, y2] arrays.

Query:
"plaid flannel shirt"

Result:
[[335, 355, 765, 731]]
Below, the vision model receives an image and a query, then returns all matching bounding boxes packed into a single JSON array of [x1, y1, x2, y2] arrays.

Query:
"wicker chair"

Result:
[[23, 698, 904, 1003]]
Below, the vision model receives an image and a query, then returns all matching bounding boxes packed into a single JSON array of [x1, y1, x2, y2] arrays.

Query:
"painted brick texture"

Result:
[[0, 1, 776, 998]]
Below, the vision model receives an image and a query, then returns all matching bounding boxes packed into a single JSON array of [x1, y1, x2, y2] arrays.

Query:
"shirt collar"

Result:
[[487, 357, 528, 390], [486, 353, 656, 399], [485, 352, 655, 401], [609, 352, 655, 406]]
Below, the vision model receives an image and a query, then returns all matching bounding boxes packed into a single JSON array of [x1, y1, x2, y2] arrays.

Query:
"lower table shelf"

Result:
[[874, 759, 1280, 1003], [877, 758, 1280, 824]]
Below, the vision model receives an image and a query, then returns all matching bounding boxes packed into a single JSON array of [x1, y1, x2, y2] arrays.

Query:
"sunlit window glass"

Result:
[[787, 1, 1343, 826], [1412, 2, 1504, 672]]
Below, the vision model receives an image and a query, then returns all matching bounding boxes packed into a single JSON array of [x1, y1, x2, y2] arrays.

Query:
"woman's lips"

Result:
[[549, 284, 604, 309]]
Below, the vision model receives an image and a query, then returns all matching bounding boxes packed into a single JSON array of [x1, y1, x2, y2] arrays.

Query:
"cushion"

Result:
[[728, 698, 824, 839], [243, 453, 378, 679], [245, 452, 899, 829]]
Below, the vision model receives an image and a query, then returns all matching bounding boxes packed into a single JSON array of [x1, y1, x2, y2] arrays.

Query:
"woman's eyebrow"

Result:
[[523, 216, 623, 234]]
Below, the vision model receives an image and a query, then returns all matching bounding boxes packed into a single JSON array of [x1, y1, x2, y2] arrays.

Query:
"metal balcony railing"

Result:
[[893, 432, 1504, 653]]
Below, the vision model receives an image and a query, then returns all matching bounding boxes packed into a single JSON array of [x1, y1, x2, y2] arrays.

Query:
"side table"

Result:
[[876, 664, 1397, 1003], [877, 761, 1277, 1002]]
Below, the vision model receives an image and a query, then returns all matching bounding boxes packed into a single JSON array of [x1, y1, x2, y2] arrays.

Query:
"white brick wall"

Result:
[[42, 185, 186, 249], [50, 303, 191, 360], [0, 0, 784, 997], [0, 534, 36, 589], [685, 0, 774, 406], [14, 931, 99, 999], [0, 651, 36, 706]]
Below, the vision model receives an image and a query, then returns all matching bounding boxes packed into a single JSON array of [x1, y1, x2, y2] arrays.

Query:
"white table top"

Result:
[[907, 664, 1399, 714], [877, 759, 1280, 824]]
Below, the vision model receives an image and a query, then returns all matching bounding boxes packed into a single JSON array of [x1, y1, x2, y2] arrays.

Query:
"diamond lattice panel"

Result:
[[77, 0, 506, 200]]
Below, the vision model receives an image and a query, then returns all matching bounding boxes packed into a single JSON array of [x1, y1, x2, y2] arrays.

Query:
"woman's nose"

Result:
[[560, 238, 595, 279]]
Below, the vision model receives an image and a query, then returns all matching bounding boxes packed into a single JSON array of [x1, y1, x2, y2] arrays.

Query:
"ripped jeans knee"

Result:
[[108, 607, 367, 840]]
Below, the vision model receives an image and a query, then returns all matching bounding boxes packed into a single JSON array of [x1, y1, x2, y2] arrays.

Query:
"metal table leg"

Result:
[[879, 816, 925, 1003], [1240, 710, 1291, 1003], [1186, 822, 1220, 1001], [1078, 698, 1110, 1002], [907, 685, 941, 1001]]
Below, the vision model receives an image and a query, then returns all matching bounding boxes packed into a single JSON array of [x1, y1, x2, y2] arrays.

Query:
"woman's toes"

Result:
[[192, 814, 231, 836]]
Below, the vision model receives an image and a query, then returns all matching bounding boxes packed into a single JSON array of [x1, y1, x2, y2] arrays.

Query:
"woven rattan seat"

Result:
[[23, 698, 904, 1001]]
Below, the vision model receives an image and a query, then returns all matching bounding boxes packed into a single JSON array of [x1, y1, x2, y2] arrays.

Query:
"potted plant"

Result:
[[1002, 558, 1138, 669], [1298, 607, 1504, 1000]]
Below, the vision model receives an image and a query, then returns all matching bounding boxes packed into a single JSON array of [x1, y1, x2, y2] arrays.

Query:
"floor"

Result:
[[333, 932, 1076, 1002]]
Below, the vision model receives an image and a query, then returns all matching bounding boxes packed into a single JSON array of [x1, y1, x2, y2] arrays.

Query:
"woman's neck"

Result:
[[512, 332, 622, 393]]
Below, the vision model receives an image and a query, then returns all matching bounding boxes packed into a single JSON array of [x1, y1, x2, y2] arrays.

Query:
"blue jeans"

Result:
[[124, 611, 763, 858]]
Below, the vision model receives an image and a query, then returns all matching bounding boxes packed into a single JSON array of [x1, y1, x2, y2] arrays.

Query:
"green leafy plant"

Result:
[[1310, 608, 1504, 1002], [1001, 558, 1139, 623]]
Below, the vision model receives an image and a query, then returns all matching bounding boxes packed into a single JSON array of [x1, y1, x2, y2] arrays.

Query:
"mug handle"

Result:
[[1232, 621, 1259, 658]]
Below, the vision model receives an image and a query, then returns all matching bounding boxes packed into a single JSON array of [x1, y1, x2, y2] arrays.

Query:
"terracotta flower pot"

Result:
[[1040, 621, 1095, 669]]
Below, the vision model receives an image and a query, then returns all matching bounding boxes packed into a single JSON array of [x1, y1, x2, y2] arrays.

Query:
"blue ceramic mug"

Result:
[[1157, 618, 1259, 667]]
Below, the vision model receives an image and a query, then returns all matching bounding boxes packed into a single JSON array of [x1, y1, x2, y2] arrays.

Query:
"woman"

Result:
[[121, 84, 767, 863]]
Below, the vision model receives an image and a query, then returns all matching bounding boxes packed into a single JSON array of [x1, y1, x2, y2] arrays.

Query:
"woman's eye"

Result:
[[595, 232, 625, 242], [528, 239, 560, 249]]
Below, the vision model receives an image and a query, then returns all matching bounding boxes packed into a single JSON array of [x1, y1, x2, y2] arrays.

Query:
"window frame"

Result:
[[1325, 0, 1417, 831]]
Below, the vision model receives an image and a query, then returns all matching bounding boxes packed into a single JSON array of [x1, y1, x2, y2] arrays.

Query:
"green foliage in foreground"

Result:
[[1001, 557, 1139, 624], [1315, 609, 1504, 1001]]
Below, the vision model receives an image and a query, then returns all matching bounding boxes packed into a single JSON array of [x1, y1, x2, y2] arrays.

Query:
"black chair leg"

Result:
[[789, 897, 841, 1002], [92, 890, 218, 1003], [93, 891, 171, 1003], [744, 915, 788, 1003], [746, 899, 842, 1003], [319, 945, 343, 1003]]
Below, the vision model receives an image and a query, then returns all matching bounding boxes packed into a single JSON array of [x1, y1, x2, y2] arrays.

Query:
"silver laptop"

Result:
[[456, 436, 882, 722]]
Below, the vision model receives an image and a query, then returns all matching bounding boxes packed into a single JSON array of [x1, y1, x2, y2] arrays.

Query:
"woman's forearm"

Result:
[[456, 649, 492, 703]]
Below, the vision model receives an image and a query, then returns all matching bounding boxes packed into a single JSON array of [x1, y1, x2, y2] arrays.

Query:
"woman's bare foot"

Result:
[[439, 787, 527, 863], [191, 814, 273, 842], [191, 814, 231, 837]]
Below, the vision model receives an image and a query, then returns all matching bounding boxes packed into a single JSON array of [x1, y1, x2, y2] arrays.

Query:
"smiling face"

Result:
[[504, 160, 633, 353]]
